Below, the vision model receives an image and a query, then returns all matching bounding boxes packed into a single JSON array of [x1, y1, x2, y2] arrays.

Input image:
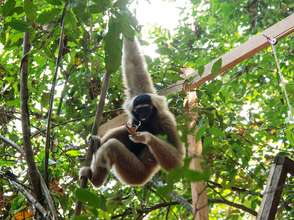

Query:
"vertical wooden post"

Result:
[[185, 92, 209, 220], [257, 155, 294, 220]]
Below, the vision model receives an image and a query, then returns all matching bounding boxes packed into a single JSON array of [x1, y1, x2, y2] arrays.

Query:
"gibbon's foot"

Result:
[[91, 167, 108, 187], [79, 166, 92, 180]]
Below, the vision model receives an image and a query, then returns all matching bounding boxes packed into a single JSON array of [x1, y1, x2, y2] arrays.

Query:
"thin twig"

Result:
[[57, 65, 74, 115], [38, 170, 59, 219], [74, 71, 111, 215], [209, 198, 257, 216], [0, 134, 24, 155], [0, 172, 49, 218], [111, 197, 257, 218], [208, 181, 262, 197], [91, 71, 111, 135], [44, 2, 68, 184], [0, 136, 59, 219]]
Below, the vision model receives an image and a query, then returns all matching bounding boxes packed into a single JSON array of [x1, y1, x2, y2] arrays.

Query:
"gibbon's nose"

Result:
[[136, 108, 152, 120]]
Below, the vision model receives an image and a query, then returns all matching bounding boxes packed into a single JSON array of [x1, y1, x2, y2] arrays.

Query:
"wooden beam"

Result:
[[185, 92, 208, 220], [257, 155, 294, 220], [160, 13, 294, 95], [98, 13, 294, 134]]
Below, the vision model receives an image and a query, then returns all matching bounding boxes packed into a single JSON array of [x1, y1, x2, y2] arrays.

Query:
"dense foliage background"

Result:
[[0, 0, 293, 219]]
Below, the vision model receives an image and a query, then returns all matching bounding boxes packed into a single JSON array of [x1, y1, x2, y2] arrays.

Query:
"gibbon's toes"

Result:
[[79, 166, 92, 179]]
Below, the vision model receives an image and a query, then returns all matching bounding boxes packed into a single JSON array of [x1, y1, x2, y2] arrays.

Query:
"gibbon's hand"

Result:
[[129, 132, 151, 144]]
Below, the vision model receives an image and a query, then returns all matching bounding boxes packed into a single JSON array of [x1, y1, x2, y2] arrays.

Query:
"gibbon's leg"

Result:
[[91, 138, 155, 185], [122, 38, 157, 98]]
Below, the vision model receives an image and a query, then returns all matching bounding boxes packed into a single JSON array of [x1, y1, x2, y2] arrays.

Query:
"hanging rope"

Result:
[[263, 34, 294, 124]]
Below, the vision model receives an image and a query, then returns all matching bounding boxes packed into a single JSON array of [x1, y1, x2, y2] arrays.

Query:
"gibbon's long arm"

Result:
[[147, 135, 183, 171], [130, 128, 184, 171], [122, 38, 157, 98]]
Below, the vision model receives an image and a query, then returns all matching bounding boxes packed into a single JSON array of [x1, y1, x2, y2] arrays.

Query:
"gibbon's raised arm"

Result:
[[122, 38, 156, 98]]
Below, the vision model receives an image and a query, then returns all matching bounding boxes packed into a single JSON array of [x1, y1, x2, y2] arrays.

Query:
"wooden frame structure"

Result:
[[97, 13, 294, 220], [257, 155, 294, 220]]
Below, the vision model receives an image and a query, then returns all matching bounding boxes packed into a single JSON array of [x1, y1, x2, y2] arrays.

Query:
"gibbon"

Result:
[[79, 37, 184, 186]]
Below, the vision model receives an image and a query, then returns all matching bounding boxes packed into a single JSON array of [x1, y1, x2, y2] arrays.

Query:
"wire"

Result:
[[263, 34, 294, 124]]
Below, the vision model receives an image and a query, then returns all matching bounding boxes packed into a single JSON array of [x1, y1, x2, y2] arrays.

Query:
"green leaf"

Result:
[[76, 188, 106, 210], [64, 9, 78, 31], [45, 0, 62, 5], [0, 160, 15, 166], [195, 126, 206, 141], [41, 92, 50, 107], [198, 65, 204, 76], [211, 58, 222, 76], [72, 1, 89, 24], [118, 13, 135, 40], [210, 127, 224, 137], [65, 150, 80, 157], [285, 82, 294, 97], [89, 0, 111, 13], [3, 0, 16, 16], [12, 6, 24, 15], [72, 216, 88, 220], [24, 0, 37, 22], [286, 125, 294, 145], [37, 8, 60, 24], [8, 20, 29, 32], [183, 169, 210, 181], [104, 17, 122, 73]]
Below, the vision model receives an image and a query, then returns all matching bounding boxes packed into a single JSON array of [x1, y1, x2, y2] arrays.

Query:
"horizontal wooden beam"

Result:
[[98, 13, 294, 135], [160, 13, 294, 95]]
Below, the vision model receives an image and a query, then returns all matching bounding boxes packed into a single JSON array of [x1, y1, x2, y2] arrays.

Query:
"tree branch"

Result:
[[0, 134, 24, 155], [20, 28, 43, 204], [208, 181, 262, 197], [112, 197, 257, 218], [44, 2, 68, 184], [210, 198, 257, 216]]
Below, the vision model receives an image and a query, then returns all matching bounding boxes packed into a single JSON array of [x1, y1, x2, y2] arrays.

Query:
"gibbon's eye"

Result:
[[132, 104, 154, 121]]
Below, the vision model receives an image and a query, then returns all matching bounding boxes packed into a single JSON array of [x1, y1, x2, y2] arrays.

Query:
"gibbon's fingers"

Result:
[[125, 121, 138, 135], [129, 132, 150, 144]]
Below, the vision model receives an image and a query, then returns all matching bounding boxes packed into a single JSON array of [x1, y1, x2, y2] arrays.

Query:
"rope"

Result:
[[263, 34, 294, 124]]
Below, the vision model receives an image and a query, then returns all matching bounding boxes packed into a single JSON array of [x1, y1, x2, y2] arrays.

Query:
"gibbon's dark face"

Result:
[[132, 94, 155, 123]]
